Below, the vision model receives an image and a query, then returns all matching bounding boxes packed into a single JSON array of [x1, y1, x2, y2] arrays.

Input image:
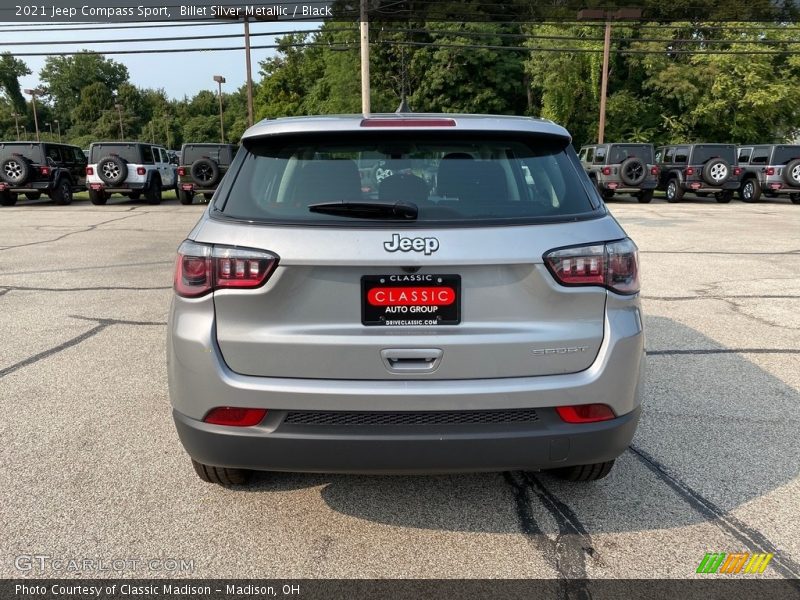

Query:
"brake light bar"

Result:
[[174, 241, 279, 298], [544, 238, 639, 295], [360, 118, 456, 128]]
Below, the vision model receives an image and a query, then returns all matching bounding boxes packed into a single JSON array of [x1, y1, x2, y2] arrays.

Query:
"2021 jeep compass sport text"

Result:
[[168, 114, 645, 485]]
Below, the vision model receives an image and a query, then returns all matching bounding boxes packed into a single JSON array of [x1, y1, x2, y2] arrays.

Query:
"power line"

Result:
[[8, 38, 800, 57], [1, 27, 326, 45]]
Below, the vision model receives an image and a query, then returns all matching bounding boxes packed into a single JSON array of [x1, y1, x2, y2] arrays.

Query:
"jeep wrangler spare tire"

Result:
[[702, 158, 730, 186], [1, 155, 31, 185], [190, 158, 220, 187], [97, 155, 128, 186], [782, 158, 800, 187], [619, 157, 646, 186]]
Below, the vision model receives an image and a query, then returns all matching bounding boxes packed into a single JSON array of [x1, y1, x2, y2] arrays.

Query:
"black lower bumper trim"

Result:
[[173, 406, 641, 474]]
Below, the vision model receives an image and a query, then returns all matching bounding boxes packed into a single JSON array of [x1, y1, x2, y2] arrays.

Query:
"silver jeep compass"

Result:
[[168, 114, 645, 485]]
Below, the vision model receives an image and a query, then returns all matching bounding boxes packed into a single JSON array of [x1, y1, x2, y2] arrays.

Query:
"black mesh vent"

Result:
[[283, 409, 539, 427]]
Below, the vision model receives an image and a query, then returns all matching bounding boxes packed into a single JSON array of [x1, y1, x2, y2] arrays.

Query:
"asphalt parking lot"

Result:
[[1, 194, 798, 582]]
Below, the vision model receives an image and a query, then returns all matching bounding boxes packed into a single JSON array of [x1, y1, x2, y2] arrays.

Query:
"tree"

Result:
[[0, 53, 30, 113], [39, 52, 128, 127]]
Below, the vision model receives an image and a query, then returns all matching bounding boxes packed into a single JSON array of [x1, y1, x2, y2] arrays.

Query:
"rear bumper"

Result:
[[88, 182, 146, 192], [168, 293, 645, 473], [0, 181, 52, 193], [598, 181, 657, 193], [179, 180, 216, 192], [680, 181, 740, 191], [173, 405, 641, 473]]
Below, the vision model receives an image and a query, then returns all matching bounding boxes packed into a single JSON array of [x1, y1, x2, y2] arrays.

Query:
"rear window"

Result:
[[691, 145, 736, 164], [216, 132, 597, 226], [772, 145, 800, 164], [608, 145, 653, 164], [183, 145, 235, 164], [90, 144, 142, 164], [0, 143, 44, 164]]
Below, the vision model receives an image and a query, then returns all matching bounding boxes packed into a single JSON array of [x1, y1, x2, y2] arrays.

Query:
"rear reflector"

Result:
[[204, 407, 267, 427], [360, 118, 456, 128], [544, 238, 639, 295], [556, 404, 615, 424], [174, 240, 279, 298]]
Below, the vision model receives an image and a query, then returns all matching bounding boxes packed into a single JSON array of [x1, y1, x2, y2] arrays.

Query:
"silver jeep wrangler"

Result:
[[737, 144, 800, 204], [579, 143, 658, 203]]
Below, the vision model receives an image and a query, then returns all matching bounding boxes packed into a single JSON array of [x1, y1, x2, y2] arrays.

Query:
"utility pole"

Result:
[[577, 7, 641, 144], [213, 75, 226, 143], [11, 113, 20, 140], [23, 89, 40, 142], [114, 103, 124, 140], [598, 20, 612, 144], [54, 119, 61, 142], [244, 18, 254, 127], [360, 0, 370, 115]]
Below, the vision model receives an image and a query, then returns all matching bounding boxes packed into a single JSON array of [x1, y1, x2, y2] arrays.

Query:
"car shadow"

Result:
[[232, 316, 798, 535]]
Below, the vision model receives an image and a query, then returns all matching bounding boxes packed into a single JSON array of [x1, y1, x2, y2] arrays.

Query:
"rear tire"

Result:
[[637, 189, 654, 203], [740, 179, 761, 203], [550, 460, 615, 482], [89, 189, 107, 205], [715, 190, 733, 204], [790, 194, 800, 205], [178, 189, 194, 205], [50, 178, 73, 205], [666, 178, 684, 203], [145, 177, 162, 205], [0, 191, 17, 206], [191, 459, 251, 486], [601, 190, 615, 201]]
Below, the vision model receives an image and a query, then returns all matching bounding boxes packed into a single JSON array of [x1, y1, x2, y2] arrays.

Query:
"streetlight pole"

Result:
[[54, 119, 61, 143], [360, 0, 371, 115], [46, 122, 53, 140], [213, 75, 226, 143], [114, 103, 124, 140], [23, 88, 40, 142], [11, 113, 20, 140]]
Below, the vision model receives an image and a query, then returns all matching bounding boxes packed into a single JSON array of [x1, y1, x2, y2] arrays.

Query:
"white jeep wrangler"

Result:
[[86, 142, 176, 205]]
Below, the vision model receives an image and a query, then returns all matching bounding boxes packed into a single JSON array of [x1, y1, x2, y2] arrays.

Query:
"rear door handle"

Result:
[[381, 348, 443, 373]]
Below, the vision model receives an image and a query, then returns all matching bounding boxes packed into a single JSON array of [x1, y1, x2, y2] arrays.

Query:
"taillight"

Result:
[[765, 167, 775, 176], [544, 238, 639, 295], [650, 166, 659, 175], [85, 166, 94, 176], [136, 166, 146, 176], [174, 240, 279, 298], [733, 167, 742, 176], [204, 407, 267, 427], [556, 404, 615, 424], [601, 166, 612, 176], [40, 166, 50, 176], [178, 167, 186, 176], [685, 167, 694, 176]]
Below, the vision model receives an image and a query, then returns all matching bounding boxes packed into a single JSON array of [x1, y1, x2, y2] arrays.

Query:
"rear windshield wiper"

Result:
[[309, 201, 418, 220]]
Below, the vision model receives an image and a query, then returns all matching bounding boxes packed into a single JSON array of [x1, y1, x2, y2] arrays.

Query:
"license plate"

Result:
[[361, 274, 461, 326]]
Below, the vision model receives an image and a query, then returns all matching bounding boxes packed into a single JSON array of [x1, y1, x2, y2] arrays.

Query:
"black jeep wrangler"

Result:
[[0, 142, 87, 206], [655, 144, 741, 203], [177, 143, 238, 205]]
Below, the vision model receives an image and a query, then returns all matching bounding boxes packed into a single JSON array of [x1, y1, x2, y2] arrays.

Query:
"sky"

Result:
[[2, 20, 324, 100]]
